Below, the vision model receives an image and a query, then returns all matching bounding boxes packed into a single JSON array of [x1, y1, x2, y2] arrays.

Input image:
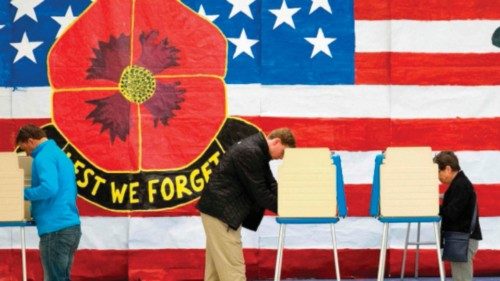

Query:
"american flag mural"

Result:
[[0, 0, 499, 280]]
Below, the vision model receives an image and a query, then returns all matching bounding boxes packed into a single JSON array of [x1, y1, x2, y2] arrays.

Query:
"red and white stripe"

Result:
[[1, 0, 500, 279]]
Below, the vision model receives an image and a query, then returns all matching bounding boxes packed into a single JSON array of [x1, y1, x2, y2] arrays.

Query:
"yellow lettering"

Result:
[[160, 177, 175, 201], [200, 162, 212, 183], [175, 175, 192, 199], [91, 176, 106, 196], [190, 169, 204, 192], [111, 182, 128, 204], [77, 168, 94, 188], [148, 179, 160, 203], [74, 160, 85, 175], [208, 151, 221, 165], [129, 182, 139, 204]]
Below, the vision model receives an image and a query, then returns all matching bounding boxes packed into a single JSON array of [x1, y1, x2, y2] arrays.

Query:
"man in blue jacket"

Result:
[[16, 124, 81, 281]]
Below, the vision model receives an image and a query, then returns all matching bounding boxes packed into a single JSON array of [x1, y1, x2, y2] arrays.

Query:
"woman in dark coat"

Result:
[[434, 151, 482, 281]]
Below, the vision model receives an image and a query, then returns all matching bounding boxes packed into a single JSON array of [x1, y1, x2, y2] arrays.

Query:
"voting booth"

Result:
[[0, 152, 34, 281], [369, 147, 444, 281], [274, 148, 346, 281], [0, 153, 31, 221]]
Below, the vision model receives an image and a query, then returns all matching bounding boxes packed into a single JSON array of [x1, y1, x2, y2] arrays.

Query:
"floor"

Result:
[[262, 277, 500, 281]]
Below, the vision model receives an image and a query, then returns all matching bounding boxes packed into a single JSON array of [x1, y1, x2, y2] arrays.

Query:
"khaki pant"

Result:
[[450, 239, 479, 281], [201, 213, 246, 281]]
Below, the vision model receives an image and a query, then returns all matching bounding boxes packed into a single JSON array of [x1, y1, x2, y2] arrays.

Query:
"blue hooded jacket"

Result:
[[24, 140, 80, 236]]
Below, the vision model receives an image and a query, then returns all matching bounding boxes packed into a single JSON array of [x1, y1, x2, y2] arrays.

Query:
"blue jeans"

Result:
[[39, 225, 81, 281]]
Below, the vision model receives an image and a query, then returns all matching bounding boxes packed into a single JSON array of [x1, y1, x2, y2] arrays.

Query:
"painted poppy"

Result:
[[49, 0, 227, 171]]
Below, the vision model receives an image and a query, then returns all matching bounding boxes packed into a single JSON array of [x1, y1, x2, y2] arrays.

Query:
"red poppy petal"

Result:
[[86, 93, 133, 142], [140, 77, 226, 170], [135, 30, 180, 75], [132, 0, 226, 77], [53, 90, 139, 171], [143, 81, 185, 127], [49, 0, 133, 89]]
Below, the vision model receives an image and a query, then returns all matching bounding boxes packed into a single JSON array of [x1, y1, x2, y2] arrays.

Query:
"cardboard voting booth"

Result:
[[0, 152, 31, 221], [379, 146, 439, 217], [274, 148, 345, 281], [370, 147, 445, 281], [277, 147, 337, 218]]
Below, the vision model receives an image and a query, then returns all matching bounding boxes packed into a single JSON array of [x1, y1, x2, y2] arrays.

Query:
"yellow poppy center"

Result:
[[119, 65, 156, 103]]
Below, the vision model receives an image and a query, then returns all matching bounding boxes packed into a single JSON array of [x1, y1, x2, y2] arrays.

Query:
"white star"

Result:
[[227, 0, 255, 19], [52, 6, 77, 38], [197, 4, 219, 22], [11, 0, 44, 22], [310, 0, 332, 14], [269, 0, 301, 30], [227, 29, 258, 59], [10, 32, 43, 63], [304, 28, 336, 58]]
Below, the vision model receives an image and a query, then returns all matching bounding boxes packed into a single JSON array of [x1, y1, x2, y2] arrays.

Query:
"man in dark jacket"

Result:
[[434, 151, 482, 281], [197, 128, 295, 281]]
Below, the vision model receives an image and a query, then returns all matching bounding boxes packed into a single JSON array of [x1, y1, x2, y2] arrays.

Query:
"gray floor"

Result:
[[270, 277, 500, 281], [348, 277, 500, 281]]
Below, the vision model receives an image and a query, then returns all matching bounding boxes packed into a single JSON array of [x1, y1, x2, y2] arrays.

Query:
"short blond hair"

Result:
[[267, 128, 296, 148]]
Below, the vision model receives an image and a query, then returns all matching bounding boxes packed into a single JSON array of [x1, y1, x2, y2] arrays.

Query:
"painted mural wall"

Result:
[[1, 0, 499, 280]]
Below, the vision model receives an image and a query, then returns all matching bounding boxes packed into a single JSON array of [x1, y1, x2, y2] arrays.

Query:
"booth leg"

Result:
[[21, 226, 27, 281], [330, 224, 341, 281], [377, 223, 389, 281], [415, 222, 422, 278], [400, 223, 411, 280], [274, 224, 286, 281], [433, 222, 445, 281]]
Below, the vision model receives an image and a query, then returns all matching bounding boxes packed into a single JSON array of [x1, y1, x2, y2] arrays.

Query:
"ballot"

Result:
[[379, 147, 439, 217], [277, 148, 337, 217], [0, 152, 31, 221]]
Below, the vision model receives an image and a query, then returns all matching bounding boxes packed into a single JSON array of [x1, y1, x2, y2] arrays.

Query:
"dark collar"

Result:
[[254, 132, 271, 162], [449, 170, 465, 186]]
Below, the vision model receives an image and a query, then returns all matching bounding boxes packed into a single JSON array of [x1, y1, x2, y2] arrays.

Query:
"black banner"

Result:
[[43, 117, 260, 211]]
